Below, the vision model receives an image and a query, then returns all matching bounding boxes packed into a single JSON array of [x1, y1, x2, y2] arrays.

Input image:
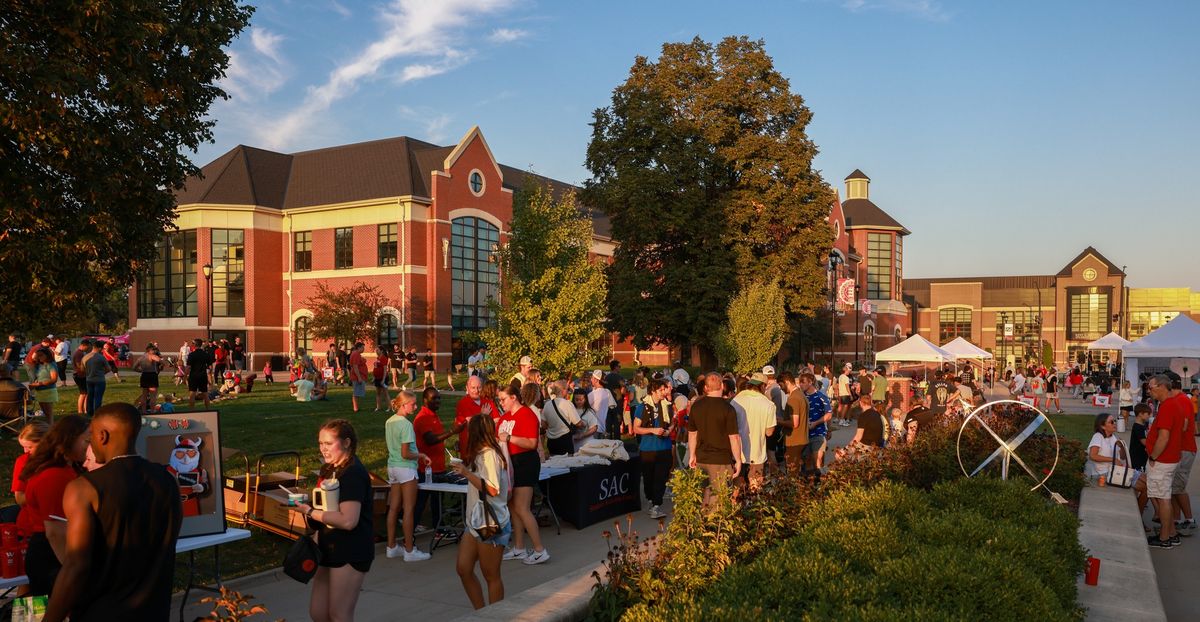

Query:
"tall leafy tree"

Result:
[[0, 1, 253, 331], [479, 177, 608, 378], [304, 282, 392, 348], [585, 36, 834, 365]]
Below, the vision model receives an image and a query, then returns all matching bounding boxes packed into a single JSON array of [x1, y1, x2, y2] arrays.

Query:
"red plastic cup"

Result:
[[1084, 556, 1100, 586], [0, 524, 17, 549], [1, 548, 18, 579]]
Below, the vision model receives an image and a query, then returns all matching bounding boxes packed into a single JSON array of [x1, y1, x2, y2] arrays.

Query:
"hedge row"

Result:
[[623, 478, 1085, 621]]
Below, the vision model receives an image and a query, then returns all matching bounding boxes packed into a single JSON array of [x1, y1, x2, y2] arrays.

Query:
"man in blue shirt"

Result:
[[801, 372, 832, 473]]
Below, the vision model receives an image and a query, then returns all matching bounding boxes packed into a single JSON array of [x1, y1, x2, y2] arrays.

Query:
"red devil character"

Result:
[[167, 435, 209, 517]]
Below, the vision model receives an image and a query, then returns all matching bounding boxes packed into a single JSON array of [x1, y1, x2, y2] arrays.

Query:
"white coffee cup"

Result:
[[312, 478, 340, 511]]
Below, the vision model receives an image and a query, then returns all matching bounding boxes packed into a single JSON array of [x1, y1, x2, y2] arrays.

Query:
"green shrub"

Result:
[[628, 479, 1084, 621]]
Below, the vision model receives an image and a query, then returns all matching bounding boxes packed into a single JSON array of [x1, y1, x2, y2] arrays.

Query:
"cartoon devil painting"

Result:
[[167, 435, 209, 517]]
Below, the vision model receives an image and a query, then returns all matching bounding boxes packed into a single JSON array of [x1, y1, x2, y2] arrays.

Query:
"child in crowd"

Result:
[[160, 394, 176, 413], [263, 361, 274, 384], [1130, 404, 1153, 529], [1118, 380, 1134, 427]]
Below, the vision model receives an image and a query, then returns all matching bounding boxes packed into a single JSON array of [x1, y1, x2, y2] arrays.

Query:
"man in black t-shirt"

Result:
[[4, 335, 22, 374], [841, 394, 885, 455], [903, 405, 937, 442], [421, 348, 435, 390], [928, 370, 951, 415], [47, 403, 182, 622], [231, 337, 246, 371], [686, 373, 742, 508], [186, 339, 213, 409]]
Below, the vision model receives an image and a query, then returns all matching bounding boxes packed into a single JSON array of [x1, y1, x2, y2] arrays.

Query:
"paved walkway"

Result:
[[1142, 440, 1200, 621]]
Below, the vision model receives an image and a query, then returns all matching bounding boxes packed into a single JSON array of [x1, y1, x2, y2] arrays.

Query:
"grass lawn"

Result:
[[0, 376, 462, 593]]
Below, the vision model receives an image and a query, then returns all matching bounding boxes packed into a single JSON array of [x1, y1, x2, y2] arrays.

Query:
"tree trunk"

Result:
[[697, 343, 718, 372]]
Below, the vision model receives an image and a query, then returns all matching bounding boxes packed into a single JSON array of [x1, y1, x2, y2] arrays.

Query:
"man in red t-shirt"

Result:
[[1146, 375, 1186, 547], [453, 375, 495, 456], [413, 388, 458, 532], [347, 343, 368, 413], [1170, 381, 1197, 535]]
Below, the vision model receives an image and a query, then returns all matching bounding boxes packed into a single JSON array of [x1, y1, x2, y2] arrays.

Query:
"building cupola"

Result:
[[845, 169, 870, 200]]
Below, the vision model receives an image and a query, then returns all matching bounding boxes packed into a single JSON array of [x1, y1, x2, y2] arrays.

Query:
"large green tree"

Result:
[[478, 177, 608, 378], [0, 1, 253, 332], [585, 36, 835, 365]]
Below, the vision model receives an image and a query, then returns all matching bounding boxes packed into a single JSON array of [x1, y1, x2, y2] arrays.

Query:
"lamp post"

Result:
[[854, 284, 861, 366], [202, 263, 213, 340], [828, 250, 842, 371]]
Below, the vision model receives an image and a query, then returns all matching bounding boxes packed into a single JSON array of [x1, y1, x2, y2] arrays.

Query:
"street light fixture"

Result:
[[202, 263, 213, 340], [828, 250, 842, 371]]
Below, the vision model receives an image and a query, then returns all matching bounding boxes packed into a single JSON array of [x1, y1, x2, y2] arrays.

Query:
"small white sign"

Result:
[[1004, 323, 1015, 337]]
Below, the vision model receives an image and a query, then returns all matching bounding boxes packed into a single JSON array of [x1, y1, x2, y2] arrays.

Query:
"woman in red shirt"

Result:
[[496, 380, 549, 565], [17, 415, 90, 595]]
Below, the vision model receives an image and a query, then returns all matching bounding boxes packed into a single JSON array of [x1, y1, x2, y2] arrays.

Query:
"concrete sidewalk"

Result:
[[1143, 442, 1200, 621], [1076, 484, 1167, 621]]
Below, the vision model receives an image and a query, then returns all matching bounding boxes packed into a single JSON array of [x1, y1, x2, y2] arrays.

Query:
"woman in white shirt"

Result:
[[1085, 413, 1122, 480], [570, 389, 599, 452], [450, 413, 511, 609]]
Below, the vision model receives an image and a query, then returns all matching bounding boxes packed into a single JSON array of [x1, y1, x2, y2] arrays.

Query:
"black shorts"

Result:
[[373, 378, 384, 389], [188, 376, 208, 392], [73, 374, 87, 394], [140, 371, 159, 389], [319, 559, 372, 573], [510, 450, 540, 488], [839, 396, 853, 405]]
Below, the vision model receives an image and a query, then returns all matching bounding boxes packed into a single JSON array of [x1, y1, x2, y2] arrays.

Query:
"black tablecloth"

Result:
[[547, 455, 642, 529]]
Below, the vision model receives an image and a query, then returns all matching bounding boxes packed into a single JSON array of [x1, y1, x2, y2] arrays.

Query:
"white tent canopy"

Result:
[[876, 334, 957, 363], [940, 337, 993, 360], [1123, 315, 1200, 384], [1087, 332, 1131, 350]]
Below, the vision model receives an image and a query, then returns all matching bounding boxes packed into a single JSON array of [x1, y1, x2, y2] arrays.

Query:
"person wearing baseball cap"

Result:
[[512, 355, 533, 385], [587, 370, 614, 438], [731, 372, 777, 491], [761, 366, 786, 472]]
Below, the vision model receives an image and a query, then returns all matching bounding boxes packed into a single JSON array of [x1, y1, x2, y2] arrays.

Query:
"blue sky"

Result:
[[200, 0, 1200, 288]]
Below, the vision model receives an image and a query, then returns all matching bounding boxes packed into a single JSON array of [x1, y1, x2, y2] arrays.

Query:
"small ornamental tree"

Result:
[[479, 177, 609, 378], [715, 280, 788, 374], [303, 282, 392, 348]]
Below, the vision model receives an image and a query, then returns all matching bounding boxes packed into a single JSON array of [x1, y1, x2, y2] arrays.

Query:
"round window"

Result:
[[469, 171, 484, 195]]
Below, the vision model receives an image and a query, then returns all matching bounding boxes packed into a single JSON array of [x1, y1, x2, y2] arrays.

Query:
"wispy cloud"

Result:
[[329, 0, 352, 18], [256, 0, 520, 151], [218, 27, 289, 101], [398, 105, 454, 143], [839, 0, 950, 22], [488, 27, 528, 43]]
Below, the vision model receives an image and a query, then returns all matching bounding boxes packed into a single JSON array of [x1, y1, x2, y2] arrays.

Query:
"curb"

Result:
[[450, 562, 606, 622]]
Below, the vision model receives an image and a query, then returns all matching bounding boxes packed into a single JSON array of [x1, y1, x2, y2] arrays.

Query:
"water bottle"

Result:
[[425, 464, 433, 484]]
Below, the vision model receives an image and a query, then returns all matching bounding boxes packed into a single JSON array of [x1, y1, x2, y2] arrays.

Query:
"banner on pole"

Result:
[[836, 278, 855, 308]]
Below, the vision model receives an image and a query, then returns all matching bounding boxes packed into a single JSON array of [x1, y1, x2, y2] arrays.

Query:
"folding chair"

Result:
[[0, 385, 32, 436]]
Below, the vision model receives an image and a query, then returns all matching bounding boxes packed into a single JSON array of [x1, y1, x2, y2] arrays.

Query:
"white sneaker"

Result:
[[502, 548, 528, 561], [403, 547, 431, 562], [648, 505, 667, 519], [386, 545, 403, 558], [523, 549, 550, 565]]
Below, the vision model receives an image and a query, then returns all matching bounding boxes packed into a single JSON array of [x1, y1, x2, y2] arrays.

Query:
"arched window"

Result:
[[377, 314, 399, 348], [863, 323, 876, 366], [451, 216, 500, 365], [294, 316, 312, 353]]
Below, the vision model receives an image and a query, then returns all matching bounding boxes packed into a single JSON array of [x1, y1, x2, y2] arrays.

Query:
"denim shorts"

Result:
[[352, 381, 366, 397], [476, 519, 512, 548]]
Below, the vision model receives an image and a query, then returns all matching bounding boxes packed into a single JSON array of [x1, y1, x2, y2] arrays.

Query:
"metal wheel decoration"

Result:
[[956, 399, 1061, 492]]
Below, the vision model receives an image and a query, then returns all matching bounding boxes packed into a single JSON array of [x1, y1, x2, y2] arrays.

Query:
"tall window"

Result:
[[334, 227, 353, 269], [451, 217, 500, 365], [137, 230, 197, 318], [1068, 289, 1110, 341], [939, 307, 972, 343], [294, 231, 312, 272], [866, 233, 893, 300], [211, 229, 245, 317], [862, 324, 875, 366], [378, 224, 397, 267], [1129, 311, 1178, 339], [377, 314, 398, 347], [995, 310, 1038, 367], [894, 237, 903, 295], [294, 316, 312, 352]]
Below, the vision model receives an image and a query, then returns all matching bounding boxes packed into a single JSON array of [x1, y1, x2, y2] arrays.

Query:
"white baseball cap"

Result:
[[519, 355, 533, 366], [762, 365, 776, 376], [591, 369, 604, 380], [671, 368, 690, 386]]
